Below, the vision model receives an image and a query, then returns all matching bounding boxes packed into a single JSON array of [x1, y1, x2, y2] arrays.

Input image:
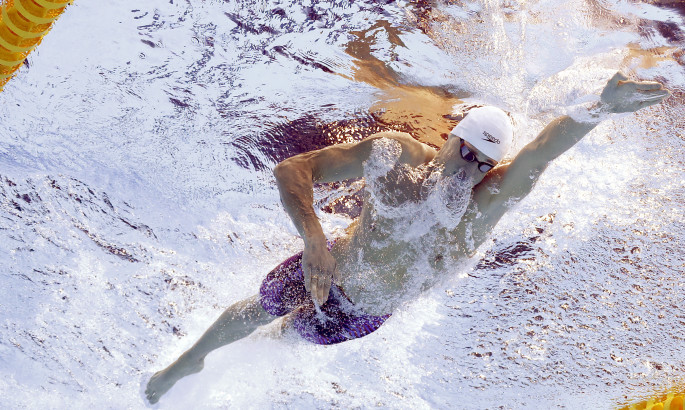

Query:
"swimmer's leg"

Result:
[[248, 313, 292, 340], [145, 295, 274, 404]]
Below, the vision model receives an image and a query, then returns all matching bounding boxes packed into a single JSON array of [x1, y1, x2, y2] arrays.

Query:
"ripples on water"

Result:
[[0, 0, 683, 407]]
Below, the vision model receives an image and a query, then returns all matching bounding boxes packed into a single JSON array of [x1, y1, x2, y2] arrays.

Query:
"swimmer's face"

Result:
[[438, 134, 498, 186]]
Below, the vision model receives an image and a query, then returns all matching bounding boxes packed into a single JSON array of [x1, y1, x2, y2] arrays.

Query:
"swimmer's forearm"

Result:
[[273, 134, 431, 241], [525, 115, 597, 166], [499, 115, 597, 192], [273, 158, 327, 245], [272, 139, 378, 244], [274, 156, 338, 304], [474, 115, 598, 227]]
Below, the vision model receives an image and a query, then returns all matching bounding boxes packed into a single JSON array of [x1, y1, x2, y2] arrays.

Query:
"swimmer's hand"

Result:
[[302, 238, 339, 306], [600, 72, 671, 113]]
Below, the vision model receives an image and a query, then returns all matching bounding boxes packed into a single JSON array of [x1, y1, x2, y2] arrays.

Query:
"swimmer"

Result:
[[145, 72, 669, 403]]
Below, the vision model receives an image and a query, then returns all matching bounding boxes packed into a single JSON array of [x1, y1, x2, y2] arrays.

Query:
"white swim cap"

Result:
[[450, 106, 513, 162]]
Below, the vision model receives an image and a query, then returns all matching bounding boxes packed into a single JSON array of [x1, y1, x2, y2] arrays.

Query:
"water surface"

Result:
[[0, 0, 683, 407]]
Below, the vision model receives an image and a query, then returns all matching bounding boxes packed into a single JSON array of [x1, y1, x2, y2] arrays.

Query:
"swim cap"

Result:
[[449, 106, 513, 162]]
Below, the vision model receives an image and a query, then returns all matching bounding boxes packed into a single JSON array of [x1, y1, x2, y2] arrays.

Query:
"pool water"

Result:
[[0, 0, 683, 407]]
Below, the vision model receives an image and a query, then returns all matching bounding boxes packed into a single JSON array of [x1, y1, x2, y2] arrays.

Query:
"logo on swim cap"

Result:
[[482, 131, 500, 144]]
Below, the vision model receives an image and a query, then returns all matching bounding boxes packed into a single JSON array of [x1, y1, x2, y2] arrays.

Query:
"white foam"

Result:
[[1, 0, 683, 408]]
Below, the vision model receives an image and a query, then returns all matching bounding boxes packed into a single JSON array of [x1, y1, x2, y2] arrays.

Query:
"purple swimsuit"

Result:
[[259, 249, 391, 345]]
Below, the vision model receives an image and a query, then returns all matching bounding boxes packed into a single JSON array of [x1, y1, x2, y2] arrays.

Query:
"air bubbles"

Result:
[[362, 138, 473, 238]]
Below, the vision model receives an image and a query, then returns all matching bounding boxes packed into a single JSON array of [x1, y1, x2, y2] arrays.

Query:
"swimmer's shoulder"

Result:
[[366, 131, 437, 166]]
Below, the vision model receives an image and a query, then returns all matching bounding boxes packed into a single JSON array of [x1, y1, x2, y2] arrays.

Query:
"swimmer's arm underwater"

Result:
[[273, 132, 434, 305], [467, 72, 670, 247]]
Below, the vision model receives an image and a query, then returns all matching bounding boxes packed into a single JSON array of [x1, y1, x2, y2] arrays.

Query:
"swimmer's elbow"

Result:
[[273, 161, 288, 181], [274, 156, 316, 186], [274, 157, 300, 178]]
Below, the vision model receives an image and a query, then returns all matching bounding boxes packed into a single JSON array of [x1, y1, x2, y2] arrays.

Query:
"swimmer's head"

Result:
[[449, 106, 513, 163], [437, 105, 513, 186]]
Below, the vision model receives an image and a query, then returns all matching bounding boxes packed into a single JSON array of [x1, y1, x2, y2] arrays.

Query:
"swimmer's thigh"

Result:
[[249, 311, 299, 340]]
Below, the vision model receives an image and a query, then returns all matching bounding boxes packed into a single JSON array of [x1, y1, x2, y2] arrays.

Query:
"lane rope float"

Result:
[[0, 0, 72, 91], [619, 392, 684, 410]]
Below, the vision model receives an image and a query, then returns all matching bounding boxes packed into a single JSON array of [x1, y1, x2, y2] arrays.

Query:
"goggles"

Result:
[[460, 138, 495, 173]]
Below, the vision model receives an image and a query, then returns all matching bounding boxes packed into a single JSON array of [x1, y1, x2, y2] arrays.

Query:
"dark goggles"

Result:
[[460, 139, 495, 173]]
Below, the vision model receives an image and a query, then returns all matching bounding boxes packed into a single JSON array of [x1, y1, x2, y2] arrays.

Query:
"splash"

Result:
[[333, 137, 475, 314], [1, 0, 683, 407], [362, 137, 473, 240]]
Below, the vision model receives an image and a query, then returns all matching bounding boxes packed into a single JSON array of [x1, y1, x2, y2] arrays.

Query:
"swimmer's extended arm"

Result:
[[469, 73, 670, 245], [274, 132, 434, 305]]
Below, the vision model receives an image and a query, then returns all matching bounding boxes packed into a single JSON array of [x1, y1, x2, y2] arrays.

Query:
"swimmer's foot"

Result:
[[145, 353, 204, 404]]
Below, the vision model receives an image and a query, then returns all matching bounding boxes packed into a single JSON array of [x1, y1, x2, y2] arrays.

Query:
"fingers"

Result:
[[609, 71, 629, 86], [322, 275, 332, 303], [310, 275, 324, 305], [637, 89, 670, 109], [310, 272, 333, 305], [602, 72, 668, 113], [331, 259, 340, 284], [642, 88, 670, 99], [639, 96, 667, 109], [303, 265, 312, 292], [310, 274, 320, 304], [635, 81, 663, 91]]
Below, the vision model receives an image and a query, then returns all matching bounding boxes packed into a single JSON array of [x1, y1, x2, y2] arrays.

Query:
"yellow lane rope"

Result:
[[0, 0, 72, 91], [619, 392, 684, 410]]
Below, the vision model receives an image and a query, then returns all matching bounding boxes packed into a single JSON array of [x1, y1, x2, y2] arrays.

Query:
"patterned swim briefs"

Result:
[[259, 249, 391, 345]]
